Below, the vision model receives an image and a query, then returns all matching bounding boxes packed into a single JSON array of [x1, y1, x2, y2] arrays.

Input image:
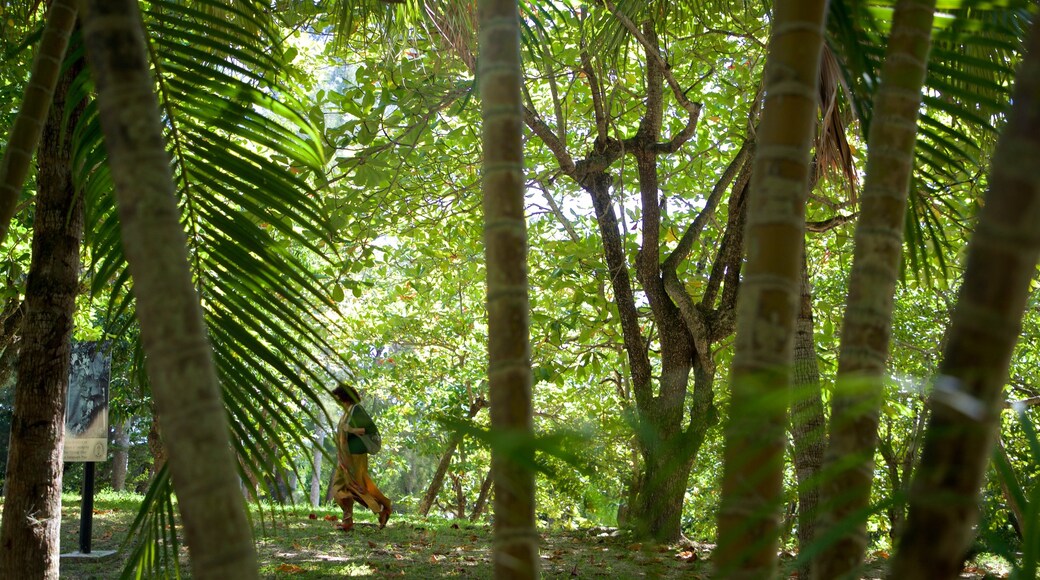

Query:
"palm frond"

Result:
[[828, 0, 1033, 283], [70, 0, 354, 573], [119, 466, 182, 579]]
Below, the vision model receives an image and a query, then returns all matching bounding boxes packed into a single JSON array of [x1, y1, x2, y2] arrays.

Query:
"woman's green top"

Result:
[[338, 404, 381, 455]]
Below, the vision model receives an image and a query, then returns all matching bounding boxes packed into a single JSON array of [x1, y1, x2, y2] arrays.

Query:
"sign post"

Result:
[[60, 341, 115, 560]]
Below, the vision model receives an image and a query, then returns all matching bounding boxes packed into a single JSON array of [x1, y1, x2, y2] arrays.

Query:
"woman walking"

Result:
[[330, 384, 392, 531]]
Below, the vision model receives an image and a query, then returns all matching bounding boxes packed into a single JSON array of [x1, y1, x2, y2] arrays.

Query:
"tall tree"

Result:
[[816, 0, 938, 575], [78, 0, 257, 577], [714, 0, 829, 576], [0, 0, 77, 244], [789, 250, 826, 580], [891, 17, 1040, 579], [518, 4, 752, 541], [0, 23, 84, 578], [477, 0, 538, 576]]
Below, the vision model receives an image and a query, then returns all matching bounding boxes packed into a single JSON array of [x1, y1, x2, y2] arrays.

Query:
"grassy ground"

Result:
[[54, 492, 711, 578], [7, 491, 1007, 578]]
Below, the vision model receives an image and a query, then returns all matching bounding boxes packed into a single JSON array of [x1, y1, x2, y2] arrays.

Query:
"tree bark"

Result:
[[0, 0, 77, 244], [715, 0, 828, 576], [890, 19, 1040, 579], [0, 38, 84, 578], [419, 397, 487, 516], [146, 413, 166, 480], [878, 403, 924, 542], [310, 423, 325, 508], [789, 252, 825, 580], [111, 420, 130, 491], [78, 2, 258, 577], [477, 0, 538, 576], [817, 1, 937, 576], [469, 468, 493, 522]]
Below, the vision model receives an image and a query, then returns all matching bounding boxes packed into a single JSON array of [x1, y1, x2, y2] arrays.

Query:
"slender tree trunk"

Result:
[[421, 435, 463, 517], [0, 41, 84, 578], [0, 0, 77, 244], [79, 2, 258, 577], [420, 398, 487, 516], [879, 404, 925, 541], [470, 468, 493, 522], [310, 424, 324, 508], [714, 0, 828, 576], [789, 252, 825, 579], [146, 413, 166, 480], [478, 0, 537, 576], [111, 420, 130, 491], [817, 1, 937, 576], [890, 20, 1040, 579], [994, 436, 1026, 539]]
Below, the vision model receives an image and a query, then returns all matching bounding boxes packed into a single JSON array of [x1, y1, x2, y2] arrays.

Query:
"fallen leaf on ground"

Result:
[[276, 563, 305, 574], [677, 550, 698, 563]]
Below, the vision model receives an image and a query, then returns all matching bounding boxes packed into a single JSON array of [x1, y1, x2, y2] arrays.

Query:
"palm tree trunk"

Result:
[[0, 41, 84, 578], [890, 19, 1040, 579], [816, 1, 937, 576], [789, 252, 825, 579], [0, 0, 77, 244], [714, 0, 829, 576], [78, 1, 257, 577], [478, 0, 537, 576]]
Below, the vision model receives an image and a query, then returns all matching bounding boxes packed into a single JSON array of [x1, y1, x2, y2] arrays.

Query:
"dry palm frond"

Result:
[[422, 0, 476, 71], [815, 42, 859, 205]]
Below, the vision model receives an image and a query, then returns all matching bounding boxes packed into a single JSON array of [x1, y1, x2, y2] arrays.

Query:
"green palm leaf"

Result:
[[828, 0, 1032, 282], [68, 0, 350, 573]]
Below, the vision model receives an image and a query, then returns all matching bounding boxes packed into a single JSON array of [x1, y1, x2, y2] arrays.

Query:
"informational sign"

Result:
[[63, 342, 110, 462]]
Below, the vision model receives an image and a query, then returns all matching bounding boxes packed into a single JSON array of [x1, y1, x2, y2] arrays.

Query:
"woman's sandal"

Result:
[[378, 507, 392, 529]]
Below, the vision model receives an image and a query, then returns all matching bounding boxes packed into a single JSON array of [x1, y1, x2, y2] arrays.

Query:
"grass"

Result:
[[50, 492, 711, 578], [0, 491, 1008, 577]]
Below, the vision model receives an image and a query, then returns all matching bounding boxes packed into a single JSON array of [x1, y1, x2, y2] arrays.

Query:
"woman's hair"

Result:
[[332, 383, 361, 404]]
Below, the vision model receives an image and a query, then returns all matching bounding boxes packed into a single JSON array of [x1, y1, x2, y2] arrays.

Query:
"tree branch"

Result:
[[703, 162, 752, 308], [580, 49, 610, 141], [533, 178, 581, 243], [663, 139, 754, 272], [806, 213, 857, 233], [601, 0, 703, 154], [523, 104, 577, 177]]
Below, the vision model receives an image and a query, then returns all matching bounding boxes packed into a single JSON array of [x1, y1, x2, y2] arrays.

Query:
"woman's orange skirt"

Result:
[[332, 453, 390, 515]]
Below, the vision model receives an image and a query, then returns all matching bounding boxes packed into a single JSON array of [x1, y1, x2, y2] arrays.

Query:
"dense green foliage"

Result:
[[0, 0, 1037, 576]]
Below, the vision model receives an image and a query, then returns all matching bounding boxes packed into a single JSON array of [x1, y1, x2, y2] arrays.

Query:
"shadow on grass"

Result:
[[47, 493, 709, 578]]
